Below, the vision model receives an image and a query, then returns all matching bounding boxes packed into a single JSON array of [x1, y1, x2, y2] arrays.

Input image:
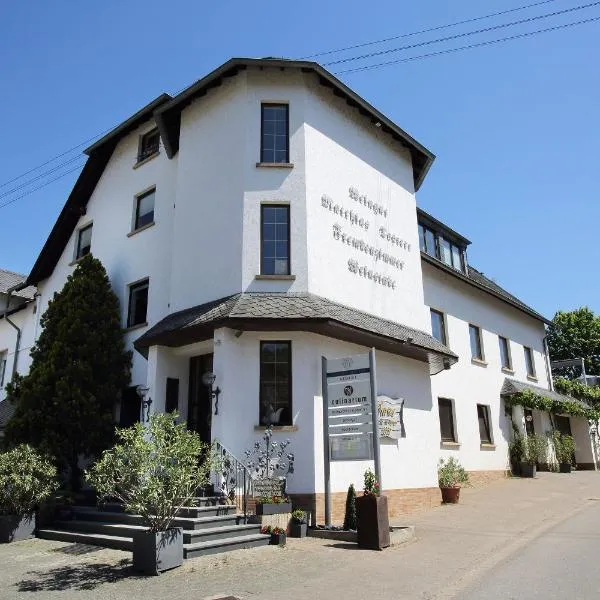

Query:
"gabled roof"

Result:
[[26, 94, 172, 286], [0, 268, 36, 300], [154, 58, 434, 191], [135, 292, 458, 375]]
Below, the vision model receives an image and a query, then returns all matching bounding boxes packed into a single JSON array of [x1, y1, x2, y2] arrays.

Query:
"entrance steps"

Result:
[[37, 500, 270, 558]]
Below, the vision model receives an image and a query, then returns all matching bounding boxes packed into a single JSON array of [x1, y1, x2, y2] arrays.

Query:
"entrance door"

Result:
[[188, 354, 213, 443], [555, 415, 572, 436]]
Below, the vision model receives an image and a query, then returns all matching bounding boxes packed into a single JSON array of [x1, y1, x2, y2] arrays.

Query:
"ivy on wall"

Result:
[[554, 377, 600, 405], [504, 389, 600, 421]]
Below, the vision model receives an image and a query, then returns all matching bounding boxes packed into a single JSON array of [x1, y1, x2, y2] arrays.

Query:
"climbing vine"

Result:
[[554, 377, 600, 405], [504, 389, 600, 421]]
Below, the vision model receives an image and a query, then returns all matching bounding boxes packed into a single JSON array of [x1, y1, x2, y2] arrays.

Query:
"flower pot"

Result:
[[440, 487, 461, 504], [355, 494, 390, 550], [520, 463, 536, 478], [255, 502, 292, 515], [289, 522, 307, 538], [0, 514, 36, 543], [132, 528, 183, 575], [559, 463, 572, 473], [270, 532, 287, 546]]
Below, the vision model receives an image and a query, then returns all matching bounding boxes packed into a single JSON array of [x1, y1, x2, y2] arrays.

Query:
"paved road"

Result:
[[1, 472, 599, 599], [459, 500, 600, 600]]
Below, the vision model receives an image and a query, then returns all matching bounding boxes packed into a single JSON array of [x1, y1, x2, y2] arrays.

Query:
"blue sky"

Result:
[[0, 0, 598, 318]]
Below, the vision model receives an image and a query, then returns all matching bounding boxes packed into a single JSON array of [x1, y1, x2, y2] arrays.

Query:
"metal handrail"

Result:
[[212, 440, 254, 522]]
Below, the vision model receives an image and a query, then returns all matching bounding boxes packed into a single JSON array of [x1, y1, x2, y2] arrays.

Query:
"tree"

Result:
[[4, 254, 131, 490], [343, 484, 357, 530], [547, 307, 600, 377]]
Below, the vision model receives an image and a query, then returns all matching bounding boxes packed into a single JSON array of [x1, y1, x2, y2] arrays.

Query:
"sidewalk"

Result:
[[1, 472, 599, 600]]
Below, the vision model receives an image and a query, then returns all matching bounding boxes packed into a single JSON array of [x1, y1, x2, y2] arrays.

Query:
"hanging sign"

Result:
[[377, 396, 404, 439]]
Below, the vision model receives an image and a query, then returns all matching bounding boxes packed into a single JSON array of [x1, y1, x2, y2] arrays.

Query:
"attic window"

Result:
[[138, 128, 160, 162], [418, 222, 466, 273]]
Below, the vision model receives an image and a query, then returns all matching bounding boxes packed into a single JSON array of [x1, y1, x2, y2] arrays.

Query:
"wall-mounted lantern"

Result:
[[202, 371, 221, 415], [135, 384, 152, 422]]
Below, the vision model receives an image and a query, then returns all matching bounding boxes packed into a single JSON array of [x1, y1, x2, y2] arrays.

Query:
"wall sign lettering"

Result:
[[333, 224, 404, 270], [348, 259, 396, 289], [349, 186, 388, 218], [321, 195, 370, 231], [378, 227, 411, 252]]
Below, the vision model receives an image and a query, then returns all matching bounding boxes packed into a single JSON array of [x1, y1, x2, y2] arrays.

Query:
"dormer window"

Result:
[[419, 223, 466, 273]]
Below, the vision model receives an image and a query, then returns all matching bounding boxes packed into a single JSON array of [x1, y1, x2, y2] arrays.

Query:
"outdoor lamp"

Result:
[[202, 371, 221, 416], [135, 384, 152, 422]]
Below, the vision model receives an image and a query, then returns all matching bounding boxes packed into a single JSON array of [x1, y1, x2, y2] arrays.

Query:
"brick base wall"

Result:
[[288, 469, 509, 525]]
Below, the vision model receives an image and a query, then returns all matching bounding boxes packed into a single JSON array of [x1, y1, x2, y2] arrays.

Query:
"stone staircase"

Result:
[[37, 498, 270, 559]]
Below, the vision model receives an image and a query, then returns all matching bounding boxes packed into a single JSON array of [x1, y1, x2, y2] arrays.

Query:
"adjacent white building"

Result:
[[1, 58, 596, 521]]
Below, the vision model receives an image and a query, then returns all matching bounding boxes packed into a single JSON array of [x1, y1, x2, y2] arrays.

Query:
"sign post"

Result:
[[322, 349, 381, 525]]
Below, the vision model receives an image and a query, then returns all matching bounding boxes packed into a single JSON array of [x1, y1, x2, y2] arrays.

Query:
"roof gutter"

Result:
[[2, 282, 26, 381]]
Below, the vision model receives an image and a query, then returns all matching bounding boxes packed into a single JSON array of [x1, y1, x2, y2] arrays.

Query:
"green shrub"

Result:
[[0, 445, 58, 517], [438, 457, 469, 488], [86, 413, 216, 532], [343, 484, 357, 530], [363, 469, 380, 496], [292, 509, 307, 524], [552, 431, 576, 464], [521, 434, 547, 466]]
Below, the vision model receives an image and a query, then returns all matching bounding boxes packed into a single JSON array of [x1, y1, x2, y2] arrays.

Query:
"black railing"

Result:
[[212, 440, 253, 522]]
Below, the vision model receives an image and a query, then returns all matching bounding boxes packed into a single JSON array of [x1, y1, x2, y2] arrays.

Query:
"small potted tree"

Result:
[[355, 469, 390, 550], [520, 434, 546, 478], [86, 413, 215, 575], [343, 484, 357, 531], [0, 445, 58, 543], [553, 431, 576, 473], [289, 510, 308, 538], [438, 457, 469, 503]]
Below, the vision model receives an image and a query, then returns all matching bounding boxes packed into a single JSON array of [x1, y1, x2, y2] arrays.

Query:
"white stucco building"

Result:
[[1, 58, 596, 520]]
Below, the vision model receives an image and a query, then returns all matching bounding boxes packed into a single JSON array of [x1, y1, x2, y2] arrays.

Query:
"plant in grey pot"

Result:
[[0, 444, 58, 543], [438, 457, 469, 504], [86, 413, 216, 575], [289, 509, 308, 538], [552, 431, 576, 473], [520, 434, 546, 478], [355, 469, 390, 550]]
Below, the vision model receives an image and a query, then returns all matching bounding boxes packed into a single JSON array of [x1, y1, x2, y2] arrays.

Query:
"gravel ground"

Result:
[[1, 471, 599, 600]]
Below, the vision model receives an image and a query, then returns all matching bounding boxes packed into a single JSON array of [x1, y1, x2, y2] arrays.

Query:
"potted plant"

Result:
[[289, 509, 308, 538], [86, 413, 216, 575], [262, 525, 287, 546], [438, 457, 469, 503], [255, 494, 292, 515], [553, 431, 576, 473], [520, 433, 546, 478], [355, 469, 390, 550], [0, 444, 58, 543], [343, 484, 358, 531], [508, 432, 524, 476]]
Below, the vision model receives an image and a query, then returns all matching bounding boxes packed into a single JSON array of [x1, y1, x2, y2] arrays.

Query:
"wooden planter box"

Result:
[[132, 528, 183, 575], [256, 502, 292, 516], [0, 515, 36, 543], [355, 495, 390, 550]]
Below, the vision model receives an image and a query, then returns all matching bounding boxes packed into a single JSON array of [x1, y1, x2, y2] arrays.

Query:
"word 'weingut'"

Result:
[[349, 187, 388, 218]]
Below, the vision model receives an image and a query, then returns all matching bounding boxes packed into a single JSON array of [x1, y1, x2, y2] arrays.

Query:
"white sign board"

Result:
[[377, 396, 404, 439], [329, 434, 373, 462]]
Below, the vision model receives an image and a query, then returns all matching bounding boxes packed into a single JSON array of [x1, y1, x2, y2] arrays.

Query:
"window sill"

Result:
[[440, 441, 460, 449], [501, 367, 515, 375], [471, 358, 488, 367], [480, 443, 496, 450], [527, 375, 538, 382], [127, 222, 156, 237], [254, 274, 296, 281], [124, 322, 148, 332], [254, 425, 298, 432], [68, 256, 87, 267], [255, 162, 294, 169], [133, 152, 159, 169]]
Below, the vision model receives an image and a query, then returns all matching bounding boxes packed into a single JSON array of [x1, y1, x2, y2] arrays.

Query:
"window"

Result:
[[127, 279, 149, 327], [261, 104, 289, 163], [419, 223, 437, 258], [469, 324, 484, 361], [138, 128, 160, 162], [261, 205, 290, 275], [477, 404, 492, 444], [524, 346, 536, 378], [134, 189, 155, 231], [259, 341, 292, 426], [430, 309, 447, 346], [499, 336, 512, 370], [165, 378, 179, 414], [0, 353, 6, 387], [418, 222, 465, 272], [439, 237, 452, 266], [438, 398, 456, 442], [75, 224, 93, 260]]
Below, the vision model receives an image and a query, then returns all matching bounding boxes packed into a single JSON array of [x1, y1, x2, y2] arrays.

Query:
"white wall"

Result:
[[423, 260, 551, 472]]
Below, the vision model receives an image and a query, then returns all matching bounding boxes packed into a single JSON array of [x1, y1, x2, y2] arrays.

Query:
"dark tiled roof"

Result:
[[0, 268, 36, 300], [136, 292, 457, 375], [0, 399, 15, 431], [501, 378, 590, 409]]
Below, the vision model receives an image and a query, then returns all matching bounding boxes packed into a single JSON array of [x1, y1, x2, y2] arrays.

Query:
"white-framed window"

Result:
[[75, 223, 93, 260], [133, 188, 155, 231], [524, 346, 536, 378], [430, 308, 448, 346], [127, 279, 149, 328], [477, 404, 493, 444], [438, 398, 457, 442], [499, 336, 512, 370], [469, 324, 484, 361]]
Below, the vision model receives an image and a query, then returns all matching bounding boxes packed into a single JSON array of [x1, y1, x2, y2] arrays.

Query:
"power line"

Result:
[[0, 163, 85, 211], [300, 0, 560, 59], [325, 1, 600, 66], [336, 14, 600, 74]]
